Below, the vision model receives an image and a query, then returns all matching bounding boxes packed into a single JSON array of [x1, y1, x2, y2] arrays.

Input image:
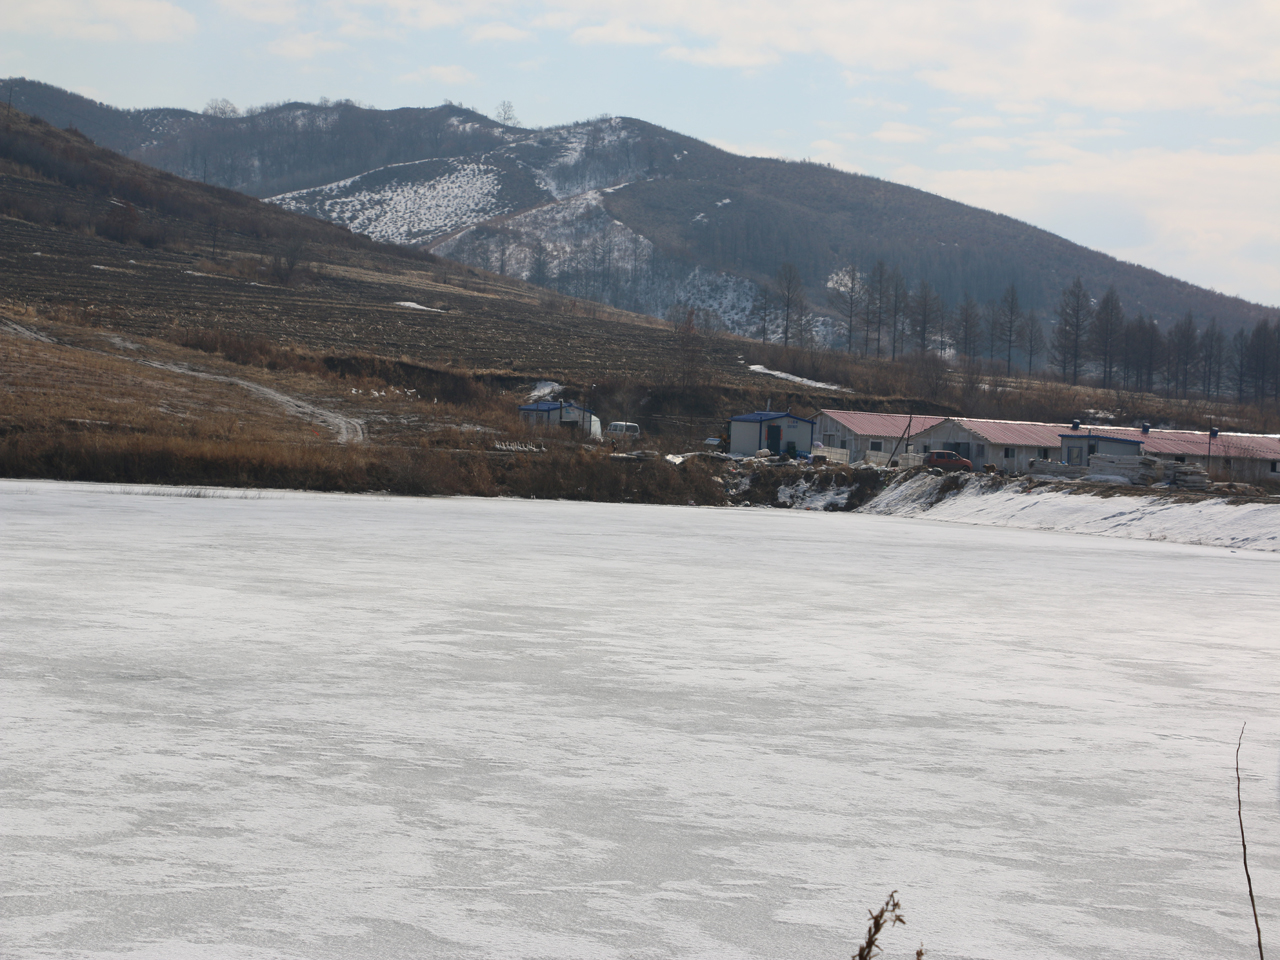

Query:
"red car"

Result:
[[925, 450, 973, 472]]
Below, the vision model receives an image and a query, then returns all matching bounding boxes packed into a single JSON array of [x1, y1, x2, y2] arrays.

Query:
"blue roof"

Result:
[[520, 400, 595, 415], [730, 411, 816, 424]]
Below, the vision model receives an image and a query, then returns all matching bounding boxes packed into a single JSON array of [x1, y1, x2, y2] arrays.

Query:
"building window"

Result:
[[1223, 458, 1232, 468], [1039, 448, 1049, 460], [823, 434, 836, 447], [1003, 447, 1014, 459], [922, 444, 931, 454], [1271, 461, 1278, 473], [1175, 456, 1186, 463], [1088, 443, 1097, 456], [869, 440, 883, 452], [1068, 447, 1083, 466]]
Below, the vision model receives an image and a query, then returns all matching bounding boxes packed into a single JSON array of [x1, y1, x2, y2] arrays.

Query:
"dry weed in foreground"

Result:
[[854, 890, 922, 960], [1237, 725, 1266, 960]]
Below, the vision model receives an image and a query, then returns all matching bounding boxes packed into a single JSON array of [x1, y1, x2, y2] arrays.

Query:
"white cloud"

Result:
[[663, 44, 778, 68], [570, 21, 665, 45], [470, 21, 533, 41], [951, 116, 1004, 129], [267, 31, 345, 59], [399, 64, 478, 85], [538, 0, 1278, 114], [850, 96, 910, 112], [209, 1, 1280, 117], [217, 0, 297, 24], [9, 0, 196, 41], [871, 122, 930, 143]]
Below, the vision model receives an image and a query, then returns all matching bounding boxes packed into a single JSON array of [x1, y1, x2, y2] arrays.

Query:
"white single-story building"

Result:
[[729, 412, 815, 457], [894, 415, 1280, 482], [1109, 425, 1280, 483], [814, 411, 945, 461], [519, 400, 602, 439], [909, 418, 1064, 474]]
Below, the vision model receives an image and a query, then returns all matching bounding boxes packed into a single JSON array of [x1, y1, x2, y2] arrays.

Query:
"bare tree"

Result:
[[888, 269, 909, 360], [495, 100, 519, 129], [953, 292, 982, 360], [752, 285, 772, 344], [203, 98, 241, 118], [1089, 286, 1124, 389], [1199, 318, 1226, 399], [775, 262, 807, 349], [865, 260, 890, 358], [994, 283, 1020, 375], [1051, 277, 1093, 384], [527, 239, 551, 287], [910, 280, 943, 353], [826, 262, 864, 354], [1020, 311, 1045, 372], [1167, 312, 1199, 399]]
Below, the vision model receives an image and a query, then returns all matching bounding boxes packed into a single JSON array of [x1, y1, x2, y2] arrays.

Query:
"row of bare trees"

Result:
[[822, 260, 1043, 367], [1050, 277, 1280, 405], [815, 261, 1280, 408]]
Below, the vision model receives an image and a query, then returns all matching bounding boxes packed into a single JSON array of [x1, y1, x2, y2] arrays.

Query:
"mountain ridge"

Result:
[[6, 77, 1274, 342]]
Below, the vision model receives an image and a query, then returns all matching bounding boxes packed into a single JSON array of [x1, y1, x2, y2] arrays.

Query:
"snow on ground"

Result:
[[3, 481, 1278, 960], [394, 301, 445, 312], [862, 472, 1280, 551], [748, 364, 847, 391], [270, 160, 510, 245], [527, 380, 562, 400]]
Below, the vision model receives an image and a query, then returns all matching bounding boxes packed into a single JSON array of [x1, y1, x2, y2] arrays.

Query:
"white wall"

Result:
[[814, 414, 908, 461], [730, 418, 814, 456]]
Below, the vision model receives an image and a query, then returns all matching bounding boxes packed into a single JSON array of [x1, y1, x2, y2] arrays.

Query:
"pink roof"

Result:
[[825, 411, 1280, 460], [820, 410, 946, 438], [955, 419, 1065, 447], [1089, 426, 1280, 460], [957, 418, 1280, 459]]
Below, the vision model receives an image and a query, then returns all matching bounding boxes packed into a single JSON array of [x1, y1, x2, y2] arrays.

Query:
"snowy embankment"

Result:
[[861, 471, 1280, 551]]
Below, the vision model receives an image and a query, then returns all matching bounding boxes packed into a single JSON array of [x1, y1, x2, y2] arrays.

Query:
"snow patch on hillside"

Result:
[[436, 190, 648, 285], [862, 472, 1280, 551], [528, 117, 645, 198], [270, 159, 509, 245], [748, 365, 846, 392]]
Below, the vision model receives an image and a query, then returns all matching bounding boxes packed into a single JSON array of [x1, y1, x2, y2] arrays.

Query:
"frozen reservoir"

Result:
[[2, 480, 1277, 959]]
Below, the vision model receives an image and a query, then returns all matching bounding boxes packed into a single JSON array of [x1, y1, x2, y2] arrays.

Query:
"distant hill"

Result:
[[2, 77, 504, 198], [7, 77, 1274, 341]]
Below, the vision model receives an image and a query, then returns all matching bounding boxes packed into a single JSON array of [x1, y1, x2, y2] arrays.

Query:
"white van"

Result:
[[604, 422, 641, 440]]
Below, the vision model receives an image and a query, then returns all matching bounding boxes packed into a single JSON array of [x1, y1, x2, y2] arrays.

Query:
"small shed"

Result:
[[1060, 431, 1144, 466], [519, 400, 602, 439], [728, 412, 815, 457]]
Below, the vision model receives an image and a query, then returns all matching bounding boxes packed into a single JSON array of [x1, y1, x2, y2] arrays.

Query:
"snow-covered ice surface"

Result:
[[863, 473, 1280, 552], [3, 480, 1278, 960]]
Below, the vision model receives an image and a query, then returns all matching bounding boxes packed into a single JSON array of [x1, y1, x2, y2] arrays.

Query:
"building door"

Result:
[[944, 442, 971, 460], [766, 424, 782, 454]]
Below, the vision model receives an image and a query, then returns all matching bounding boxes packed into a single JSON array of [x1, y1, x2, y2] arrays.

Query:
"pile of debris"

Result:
[[1163, 461, 1211, 490], [1085, 454, 1163, 485], [1029, 460, 1087, 479]]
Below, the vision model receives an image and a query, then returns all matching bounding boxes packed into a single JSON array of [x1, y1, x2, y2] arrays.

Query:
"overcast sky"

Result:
[[6, 0, 1279, 307]]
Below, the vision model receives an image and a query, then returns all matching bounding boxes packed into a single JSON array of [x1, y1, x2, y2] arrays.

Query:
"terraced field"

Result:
[[0, 203, 728, 386]]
